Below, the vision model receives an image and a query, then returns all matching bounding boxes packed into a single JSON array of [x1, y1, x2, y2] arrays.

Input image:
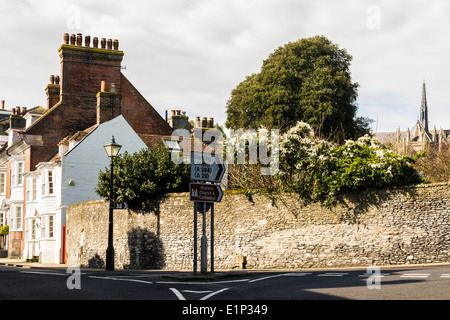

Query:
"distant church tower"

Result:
[[376, 81, 450, 154], [419, 81, 429, 134]]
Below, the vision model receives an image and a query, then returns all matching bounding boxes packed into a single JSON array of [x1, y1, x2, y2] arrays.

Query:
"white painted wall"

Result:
[[61, 115, 147, 208]]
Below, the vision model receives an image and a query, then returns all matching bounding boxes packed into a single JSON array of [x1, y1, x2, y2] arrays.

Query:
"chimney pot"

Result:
[[202, 117, 208, 128], [70, 34, 76, 45], [63, 33, 69, 44], [101, 80, 107, 92], [177, 110, 181, 116], [107, 39, 112, 50], [113, 39, 119, 50], [111, 83, 118, 93], [50, 75, 55, 85], [209, 118, 214, 128], [93, 37, 99, 48], [85, 35, 91, 47], [16, 106, 20, 115], [171, 110, 176, 116], [1, 100, 4, 110], [55, 75, 60, 85], [22, 107, 27, 115], [76, 33, 82, 46], [12, 108, 15, 115], [100, 38, 106, 49]]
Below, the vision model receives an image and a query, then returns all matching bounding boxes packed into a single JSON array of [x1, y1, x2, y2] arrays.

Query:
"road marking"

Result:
[[157, 278, 249, 285], [440, 274, 450, 278], [182, 290, 213, 294], [318, 272, 349, 277], [200, 288, 229, 300], [400, 273, 430, 278], [358, 273, 390, 278], [249, 272, 311, 283], [20, 271, 67, 276], [88, 275, 153, 284], [170, 287, 229, 300], [170, 288, 186, 300]]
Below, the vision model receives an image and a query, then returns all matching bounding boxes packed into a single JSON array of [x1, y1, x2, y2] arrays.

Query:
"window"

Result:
[[40, 170, 54, 196], [17, 162, 24, 185], [0, 212, 4, 227], [25, 219, 30, 240], [40, 215, 55, 239], [11, 167, 15, 187], [0, 173, 5, 194], [41, 171, 46, 196], [11, 161, 24, 187], [32, 178, 37, 201], [48, 171, 54, 195], [41, 215, 46, 238], [32, 219, 36, 240], [26, 178, 30, 201], [49, 215, 54, 238], [15, 206, 22, 230]]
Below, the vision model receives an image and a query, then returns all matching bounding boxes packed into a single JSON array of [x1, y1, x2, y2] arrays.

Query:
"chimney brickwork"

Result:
[[22, 33, 173, 169], [45, 75, 61, 109], [97, 82, 122, 124]]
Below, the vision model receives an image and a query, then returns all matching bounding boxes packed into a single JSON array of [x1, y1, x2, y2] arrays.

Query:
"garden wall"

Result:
[[66, 183, 450, 269]]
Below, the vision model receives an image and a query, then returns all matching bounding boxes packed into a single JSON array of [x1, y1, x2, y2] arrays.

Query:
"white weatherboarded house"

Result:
[[61, 115, 147, 208], [24, 115, 147, 263]]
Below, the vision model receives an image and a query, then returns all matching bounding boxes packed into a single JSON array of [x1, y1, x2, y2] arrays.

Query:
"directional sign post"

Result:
[[190, 152, 225, 183], [189, 183, 223, 203], [190, 152, 225, 275]]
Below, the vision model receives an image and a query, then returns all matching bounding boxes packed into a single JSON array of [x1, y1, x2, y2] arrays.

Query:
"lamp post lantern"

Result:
[[104, 136, 121, 271]]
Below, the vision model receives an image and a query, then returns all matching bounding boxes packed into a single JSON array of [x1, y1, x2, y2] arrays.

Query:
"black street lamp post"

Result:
[[104, 136, 122, 271]]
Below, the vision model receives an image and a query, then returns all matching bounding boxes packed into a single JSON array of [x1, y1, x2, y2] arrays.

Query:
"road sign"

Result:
[[189, 183, 223, 203], [190, 152, 225, 183], [113, 202, 128, 209]]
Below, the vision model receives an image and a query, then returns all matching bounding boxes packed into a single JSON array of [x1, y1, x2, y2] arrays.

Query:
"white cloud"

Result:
[[0, 0, 449, 132]]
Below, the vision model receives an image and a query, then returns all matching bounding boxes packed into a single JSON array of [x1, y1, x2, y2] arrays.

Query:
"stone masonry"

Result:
[[66, 183, 450, 269]]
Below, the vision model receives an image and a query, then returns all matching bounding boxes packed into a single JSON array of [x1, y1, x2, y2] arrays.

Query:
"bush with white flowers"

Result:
[[278, 122, 425, 207]]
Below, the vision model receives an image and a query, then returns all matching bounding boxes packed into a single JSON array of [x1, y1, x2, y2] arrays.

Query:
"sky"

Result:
[[0, 0, 450, 133]]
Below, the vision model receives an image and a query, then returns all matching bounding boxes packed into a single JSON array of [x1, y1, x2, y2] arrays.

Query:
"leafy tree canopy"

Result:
[[226, 35, 371, 141], [95, 146, 190, 212]]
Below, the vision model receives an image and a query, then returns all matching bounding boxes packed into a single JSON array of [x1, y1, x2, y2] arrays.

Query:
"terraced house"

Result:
[[0, 33, 173, 263]]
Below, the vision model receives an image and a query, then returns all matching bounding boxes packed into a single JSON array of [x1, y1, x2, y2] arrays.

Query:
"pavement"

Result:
[[0, 258, 70, 271], [2, 257, 449, 280], [0, 258, 249, 280]]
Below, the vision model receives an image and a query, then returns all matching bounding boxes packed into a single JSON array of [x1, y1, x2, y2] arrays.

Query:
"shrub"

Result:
[[278, 122, 425, 207], [95, 146, 190, 212]]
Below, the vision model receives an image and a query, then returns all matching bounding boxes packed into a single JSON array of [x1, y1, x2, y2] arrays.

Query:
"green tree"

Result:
[[226, 35, 369, 140], [0, 225, 8, 249], [95, 146, 190, 212]]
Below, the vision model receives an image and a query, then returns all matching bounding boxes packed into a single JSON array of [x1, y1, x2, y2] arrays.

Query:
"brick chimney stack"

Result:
[[7, 106, 27, 146], [97, 81, 122, 124], [59, 33, 124, 131], [45, 74, 61, 109], [168, 109, 190, 130]]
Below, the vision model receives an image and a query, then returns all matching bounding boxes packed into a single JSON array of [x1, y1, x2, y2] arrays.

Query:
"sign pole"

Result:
[[201, 202, 207, 274], [193, 203, 198, 275], [211, 203, 214, 273], [190, 152, 225, 275]]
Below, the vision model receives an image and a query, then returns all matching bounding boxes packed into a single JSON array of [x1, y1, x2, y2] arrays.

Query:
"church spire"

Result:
[[420, 81, 429, 133]]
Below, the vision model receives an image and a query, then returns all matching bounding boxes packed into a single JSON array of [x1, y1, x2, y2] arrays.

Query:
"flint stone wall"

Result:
[[66, 183, 450, 269]]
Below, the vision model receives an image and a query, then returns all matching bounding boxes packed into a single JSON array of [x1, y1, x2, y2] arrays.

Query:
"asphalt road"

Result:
[[1, 264, 449, 299], [1, 264, 449, 317]]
